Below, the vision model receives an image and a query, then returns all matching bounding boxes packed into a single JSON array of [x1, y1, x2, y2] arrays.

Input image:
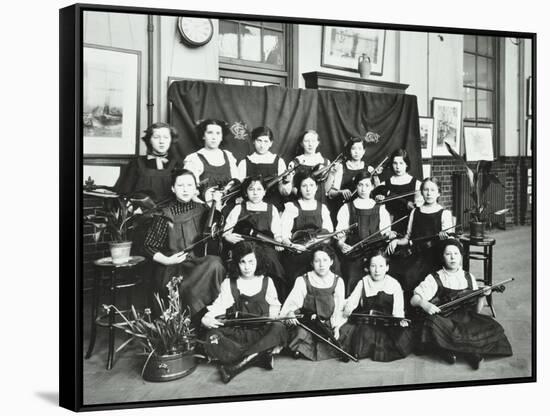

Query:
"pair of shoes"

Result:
[[257, 352, 274, 370], [438, 349, 457, 365], [218, 352, 261, 383], [465, 353, 483, 370]]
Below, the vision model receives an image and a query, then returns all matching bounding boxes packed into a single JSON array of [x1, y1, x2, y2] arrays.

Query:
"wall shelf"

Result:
[[302, 71, 409, 94]]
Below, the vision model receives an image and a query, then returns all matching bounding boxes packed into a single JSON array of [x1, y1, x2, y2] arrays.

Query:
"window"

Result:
[[463, 35, 499, 150], [218, 20, 295, 87]]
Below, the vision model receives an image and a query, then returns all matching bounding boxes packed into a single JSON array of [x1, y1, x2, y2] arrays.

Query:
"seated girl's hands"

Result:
[[386, 239, 400, 255], [283, 312, 299, 326], [387, 231, 397, 240], [438, 231, 449, 240], [340, 189, 353, 201], [283, 238, 307, 253], [224, 233, 244, 245], [163, 251, 188, 266], [338, 241, 352, 254], [333, 327, 340, 340], [420, 300, 441, 315], [201, 315, 224, 329], [374, 194, 386, 202], [480, 285, 492, 296], [407, 201, 415, 210]]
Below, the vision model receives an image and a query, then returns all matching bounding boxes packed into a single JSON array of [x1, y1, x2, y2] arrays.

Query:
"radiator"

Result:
[[452, 172, 506, 230]]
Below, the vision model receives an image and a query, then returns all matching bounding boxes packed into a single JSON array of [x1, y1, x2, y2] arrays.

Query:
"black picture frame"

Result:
[[60, 3, 537, 412]]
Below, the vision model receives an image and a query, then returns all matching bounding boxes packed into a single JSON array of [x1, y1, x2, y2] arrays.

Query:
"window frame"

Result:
[[218, 20, 297, 88], [463, 35, 501, 156]]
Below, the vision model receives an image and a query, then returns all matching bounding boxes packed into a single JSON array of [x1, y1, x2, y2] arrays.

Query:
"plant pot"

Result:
[[142, 350, 197, 382], [109, 241, 132, 265], [469, 221, 486, 241]]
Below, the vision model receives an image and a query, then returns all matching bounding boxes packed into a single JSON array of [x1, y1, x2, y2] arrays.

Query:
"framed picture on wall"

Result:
[[321, 26, 386, 74], [464, 126, 494, 161], [83, 44, 141, 157], [60, 3, 536, 413], [419, 117, 434, 159], [431, 98, 463, 156]]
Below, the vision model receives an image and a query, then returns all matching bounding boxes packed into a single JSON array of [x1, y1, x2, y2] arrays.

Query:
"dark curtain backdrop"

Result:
[[168, 80, 421, 179]]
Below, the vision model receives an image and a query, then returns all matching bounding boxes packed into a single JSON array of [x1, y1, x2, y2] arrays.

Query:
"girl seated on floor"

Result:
[[279, 245, 346, 361], [410, 239, 513, 369], [201, 241, 288, 383], [338, 250, 413, 362]]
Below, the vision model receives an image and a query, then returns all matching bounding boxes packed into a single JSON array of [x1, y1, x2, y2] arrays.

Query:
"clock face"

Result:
[[178, 17, 213, 47]]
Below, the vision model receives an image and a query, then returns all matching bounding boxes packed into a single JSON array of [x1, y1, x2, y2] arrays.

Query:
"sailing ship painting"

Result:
[[83, 57, 124, 139]]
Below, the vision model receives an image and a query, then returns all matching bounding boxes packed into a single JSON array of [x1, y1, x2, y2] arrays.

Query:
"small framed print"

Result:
[[321, 26, 386, 74], [419, 117, 434, 159], [464, 126, 494, 161], [432, 98, 462, 156]]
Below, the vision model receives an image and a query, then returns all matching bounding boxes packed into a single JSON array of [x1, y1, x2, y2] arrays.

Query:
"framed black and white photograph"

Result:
[[419, 116, 434, 159], [464, 126, 494, 161], [321, 26, 386, 75], [83, 44, 141, 157], [432, 98, 462, 156], [59, 2, 536, 413]]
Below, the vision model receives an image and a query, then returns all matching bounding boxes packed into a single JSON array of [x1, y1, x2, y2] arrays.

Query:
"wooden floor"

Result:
[[82, 226, 533, 406]]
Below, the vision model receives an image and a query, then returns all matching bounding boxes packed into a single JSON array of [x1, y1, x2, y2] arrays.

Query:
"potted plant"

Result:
[[83, 179, 161, 264], [445, 142, 508, 240], [105, 276, 198, 382]]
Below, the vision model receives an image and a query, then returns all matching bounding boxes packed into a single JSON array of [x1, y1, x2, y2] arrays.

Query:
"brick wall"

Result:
[[427, 156, 532, 226]]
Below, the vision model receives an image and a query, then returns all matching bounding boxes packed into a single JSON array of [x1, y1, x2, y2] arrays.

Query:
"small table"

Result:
[[85, 255, 145, 370], [459, 235, 496, 317]]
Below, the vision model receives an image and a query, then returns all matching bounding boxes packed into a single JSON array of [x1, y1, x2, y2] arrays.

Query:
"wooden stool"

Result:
[[85, 255, 145, 370], [459, 235, 496, 317]]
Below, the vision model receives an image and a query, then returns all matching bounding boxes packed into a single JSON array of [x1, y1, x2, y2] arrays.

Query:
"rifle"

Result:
[[296, 314, 358, 362], [349, 310, 411, 327], [435, 278, 514, 317], [292, 223, 358, 251], [214, 313, 305, 327], [345, 215, 408, 258], [235, 227, 305, 254], [392, 223, 462, 259]]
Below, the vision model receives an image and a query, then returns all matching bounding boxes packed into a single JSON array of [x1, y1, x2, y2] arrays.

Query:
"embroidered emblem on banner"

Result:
[[364, 131, 381, 144], [230, 121, 250, 141]]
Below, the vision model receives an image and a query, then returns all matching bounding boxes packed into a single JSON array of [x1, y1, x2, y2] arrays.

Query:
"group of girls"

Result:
[[114, 119, 513, 383]]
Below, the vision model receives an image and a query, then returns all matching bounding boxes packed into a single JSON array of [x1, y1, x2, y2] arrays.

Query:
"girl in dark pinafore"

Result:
[[183, 119, 239, 199], [143, 169, 225, 319], [280, 171, 338, 283], [279, 246, 346, 361], [378, 149, 422, 236], [327, 136, 378, 222], [387, 177, 454, 295], [339, 251, 413, 362], [223, 176, 288, 297], [336, 171, 395, 293], [114, 122, 182, 203], [411, 239, 512, 369], [237, 126, 290, 211], [201, 242, 288, 383]]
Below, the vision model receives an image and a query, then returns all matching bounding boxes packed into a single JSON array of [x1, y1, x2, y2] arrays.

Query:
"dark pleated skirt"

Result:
[[155, 255, 225, 316], [339, 322, 413, 362], [419, 309, 513, 357], [204, 322, 288, 364], [287, 325, 339, 361]]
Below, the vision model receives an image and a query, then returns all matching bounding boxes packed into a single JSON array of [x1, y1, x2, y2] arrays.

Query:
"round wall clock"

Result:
[[177, 17, 214, 47]]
